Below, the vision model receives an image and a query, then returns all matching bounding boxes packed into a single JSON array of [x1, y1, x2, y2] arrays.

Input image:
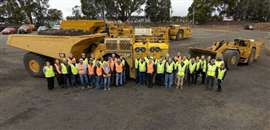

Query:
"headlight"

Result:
[[135, 47, 146, 52], [155, 47, 161, 52], [141, 47, 146, 52], [135, 47, 141, 52], [150, 47, 155, 52]]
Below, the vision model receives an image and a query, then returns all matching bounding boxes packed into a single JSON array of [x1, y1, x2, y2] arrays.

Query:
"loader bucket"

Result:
[[189, 47, 217, 58]]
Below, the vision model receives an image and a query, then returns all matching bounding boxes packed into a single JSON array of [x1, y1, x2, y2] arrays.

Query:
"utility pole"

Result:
[[193, 6, 195, 24]]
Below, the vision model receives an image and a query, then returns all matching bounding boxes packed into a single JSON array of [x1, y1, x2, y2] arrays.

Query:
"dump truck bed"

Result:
[[7, 34, 106, 59]]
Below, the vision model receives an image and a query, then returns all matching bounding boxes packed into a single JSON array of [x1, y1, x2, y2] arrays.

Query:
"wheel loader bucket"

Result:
[[7, 33, 106, 59], [189, 47, 217, 58]]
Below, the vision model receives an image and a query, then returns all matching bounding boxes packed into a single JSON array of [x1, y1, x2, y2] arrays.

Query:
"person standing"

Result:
[[95, 62, 103, 89], [61, 59, 69, 88], [115, 59, 124, 87], [81, 53, 88, 65], [165, 58, 174, 88], [188, 58, 196, 86], [146, 59, 155, 88], [103, 62, 111, 91], [217, 64, 227, 92], [156, 59, 165, 86], [138, 58, 147, 86], [206, 59, 217, 90], [194, 56, 201, 85], [200, 55, 207, 84], [215, 57, 224, 69], [77, 58, 89, 89], [176, 61, 186, 90], [88, 61, 96, 88], [120, 57, 127, 84], [43, 61, 55, 90], [108, 57, 116, 86], [69, 61, 78, 87], [54, 59, 62, 87]]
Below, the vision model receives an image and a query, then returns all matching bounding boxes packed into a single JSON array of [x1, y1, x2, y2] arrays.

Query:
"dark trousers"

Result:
[[70, 75, 77, 86], [156, 73, 164, 86], [138, 72, 146, 86], [146, 73, 154, 88], [111, 72, 116, 86], [188, 72, 195, 86], [201, 72, 206, 84], [194, 70, 201, 85], [206, 76, 215, 90], [62, 74, 69, 88], [217, 79, 222, 92], [56, 74, 63, 86], [135, 69, 139, 84], [46, 77, 54, 90]]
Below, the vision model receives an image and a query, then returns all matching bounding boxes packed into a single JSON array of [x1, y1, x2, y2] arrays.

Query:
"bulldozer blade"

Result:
[[189, 47, 217, 58]]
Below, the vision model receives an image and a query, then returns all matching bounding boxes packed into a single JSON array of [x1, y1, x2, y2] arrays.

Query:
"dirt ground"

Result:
[[0, 26, 269, 130]]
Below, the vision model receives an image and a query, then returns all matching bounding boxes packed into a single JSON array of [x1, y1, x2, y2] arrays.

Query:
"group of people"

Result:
[[134, 52, 227, 92], [43, 52, 227, 92], [43, 53, 128, 90]]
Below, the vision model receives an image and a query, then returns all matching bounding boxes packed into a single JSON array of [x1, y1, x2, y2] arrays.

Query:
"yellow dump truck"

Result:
[[169, 25, 192, 40], [7, 25, 169, 78], [189, 39, 264, 69]]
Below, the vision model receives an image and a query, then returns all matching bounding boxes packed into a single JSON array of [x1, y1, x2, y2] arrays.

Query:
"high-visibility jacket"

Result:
[[184, 59, 190, 66], [215, 60, 224, 68], [218, 68, 226, 80], [70, 64, 78, 75], [207, 64, 217, 77], [109, 61, 115, 72], [135, 59, 139, 69], [201, 60, 207, 72], [139, 61, 146, 72], [54, 63, 61, 74], [115, 63, 123, 73], [189, 63, 196, 74], [96, 66, 103, 76], [196, 60, 201, 71], [177, 64, 186, 77], [83, 58, 88, 64], [157, 62, 165, 74], [88, 64, 95, 75], [61, 63, 68, 74], [78, 64, 85, 75], [44, 66, 55, 78], [147, 62, 154, 74], [166, 62, 174, 73]]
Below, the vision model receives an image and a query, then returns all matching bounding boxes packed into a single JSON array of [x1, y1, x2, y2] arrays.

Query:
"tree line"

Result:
[[188, 0, 270, 24]]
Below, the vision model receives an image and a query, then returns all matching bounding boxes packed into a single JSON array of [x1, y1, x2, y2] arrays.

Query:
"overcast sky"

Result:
[[49, 0, 193, 18]]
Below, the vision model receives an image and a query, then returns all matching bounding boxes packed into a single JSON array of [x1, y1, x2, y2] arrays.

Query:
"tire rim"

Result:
[[29, 60, 40, 73], [231, 56, 237, 65]]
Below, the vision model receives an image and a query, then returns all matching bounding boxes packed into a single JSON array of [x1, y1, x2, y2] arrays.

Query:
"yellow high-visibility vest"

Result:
[[83, 58, 88, 64], [218, 68, 226, 80], [166, 62, 174, 73], [61, 63, 68, 74], [177, 64, 186, 77], [70, 64, 78, 75], [157, 62, 165, 74], [184, 59, 190, 66], [196, 60, 201, 71], [207, 64, 217, 77], [139, 61, 146, 72], [201, 60, 207, 72], [215, 60, 224, 68], [44, 66, 55, 78], [189, 63, 196, 74]]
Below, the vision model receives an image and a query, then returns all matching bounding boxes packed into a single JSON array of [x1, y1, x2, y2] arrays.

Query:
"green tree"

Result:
[[72, 5, 82, 19], [48, 9, 63, 21], [145, 0, 171, 23]]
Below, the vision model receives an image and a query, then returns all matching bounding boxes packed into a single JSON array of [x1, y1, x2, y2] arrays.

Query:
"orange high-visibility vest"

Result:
[[79, 64, 84, 74], [115, 63, 123, 73], [96, 67, 103, 76], [109, 61, 115, 71], [54, 64, 61, 74], [88, 64, 95, 75], [147, 63, 154, 74]]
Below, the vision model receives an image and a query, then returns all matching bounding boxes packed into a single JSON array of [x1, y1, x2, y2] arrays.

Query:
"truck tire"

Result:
[[24, 53, 48, 77], [248, 48, 256, 64], [223, 50, 240, 70], [176, 31, 182, 41]]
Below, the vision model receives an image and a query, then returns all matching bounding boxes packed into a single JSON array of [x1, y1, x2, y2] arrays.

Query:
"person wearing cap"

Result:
[[206, 59, 217, 90], [43, 61, 55, 90], [164, 58, 174, 88], [146, 59, 155, 88], [77, 58, 89, 89], [102, 62, 111, 91], [217, 63, 227, 92], [115, 59, 124, 87]]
